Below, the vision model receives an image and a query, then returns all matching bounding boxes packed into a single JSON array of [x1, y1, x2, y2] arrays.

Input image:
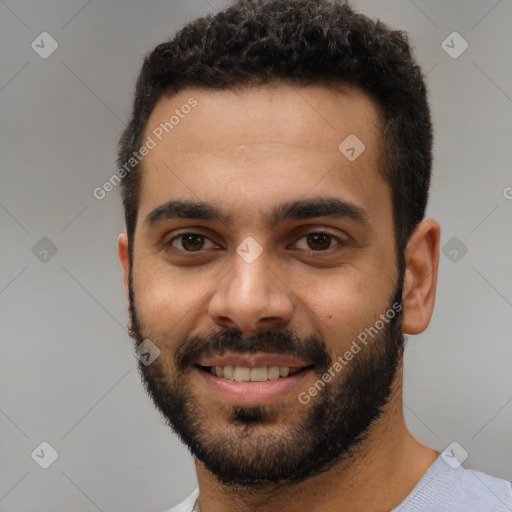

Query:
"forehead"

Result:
[[137, 83, 389, 228], [145, 83, 380, 152]]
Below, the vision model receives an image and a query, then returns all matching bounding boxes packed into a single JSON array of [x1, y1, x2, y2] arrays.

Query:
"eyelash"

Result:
[[164, 231, 346, 255]]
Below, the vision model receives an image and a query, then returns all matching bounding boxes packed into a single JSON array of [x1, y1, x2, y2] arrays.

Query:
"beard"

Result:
[[128, 268, 405, 489]]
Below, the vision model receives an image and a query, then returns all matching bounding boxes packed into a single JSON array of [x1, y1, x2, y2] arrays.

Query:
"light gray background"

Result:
[[1, 0, 511, 510]]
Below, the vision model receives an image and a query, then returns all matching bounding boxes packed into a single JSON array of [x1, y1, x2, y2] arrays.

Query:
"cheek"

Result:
[[299, 267, 390, 350], [132, 259, 205, 338]]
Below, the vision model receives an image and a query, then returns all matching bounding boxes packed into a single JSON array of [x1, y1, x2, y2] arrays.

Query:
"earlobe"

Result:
[[401, 219, 441, 335], [117, 233, 130, 300]]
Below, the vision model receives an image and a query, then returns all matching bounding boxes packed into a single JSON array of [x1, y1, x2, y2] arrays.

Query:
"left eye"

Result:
[[294, 232, 341, 251], [168, 233, 216, 252]]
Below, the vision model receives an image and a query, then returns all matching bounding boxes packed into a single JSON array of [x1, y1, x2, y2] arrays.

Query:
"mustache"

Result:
[[174, 327, 331, 373]]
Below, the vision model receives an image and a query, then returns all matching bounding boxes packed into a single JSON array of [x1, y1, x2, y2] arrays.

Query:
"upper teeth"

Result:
[[210, 366, 301, 381]]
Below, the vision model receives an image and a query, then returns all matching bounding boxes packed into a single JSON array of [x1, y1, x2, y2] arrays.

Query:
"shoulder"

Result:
[[395, 456, 512, 512], [461, 467, 512, 509]]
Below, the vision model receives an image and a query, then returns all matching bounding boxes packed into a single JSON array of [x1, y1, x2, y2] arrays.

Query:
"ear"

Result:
[[401, 218, 441, 335], [117, 233, 130, 302]]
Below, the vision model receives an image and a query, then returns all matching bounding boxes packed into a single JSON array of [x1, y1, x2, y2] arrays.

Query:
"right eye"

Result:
[[165, 233, 218, 252]]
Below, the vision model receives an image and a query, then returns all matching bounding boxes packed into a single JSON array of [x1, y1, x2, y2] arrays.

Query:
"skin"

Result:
[[117, 83, 441, 511]]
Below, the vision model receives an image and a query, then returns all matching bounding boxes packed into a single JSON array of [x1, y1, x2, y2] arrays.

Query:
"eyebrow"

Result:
[[143, 197, 370, 229]]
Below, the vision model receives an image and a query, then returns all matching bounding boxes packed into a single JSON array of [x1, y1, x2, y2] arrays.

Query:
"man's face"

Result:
[[122, 84, 404, 486]]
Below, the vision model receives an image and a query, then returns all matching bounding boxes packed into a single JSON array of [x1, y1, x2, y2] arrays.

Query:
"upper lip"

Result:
[[196, 352, 312, 369]]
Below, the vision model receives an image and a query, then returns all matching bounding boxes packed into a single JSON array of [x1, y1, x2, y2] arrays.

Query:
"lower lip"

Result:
[[195, 366, 313, 403]]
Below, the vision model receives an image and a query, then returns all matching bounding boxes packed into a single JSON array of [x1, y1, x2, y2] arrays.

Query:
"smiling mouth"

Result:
[[196, 364, 315, 381]]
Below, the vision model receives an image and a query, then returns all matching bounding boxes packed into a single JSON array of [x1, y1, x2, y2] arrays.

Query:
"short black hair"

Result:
[[117, 0, 432, 260]]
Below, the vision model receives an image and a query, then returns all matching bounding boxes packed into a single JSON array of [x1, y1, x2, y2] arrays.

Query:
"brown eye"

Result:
[[293, 232, 343, 252], [306, 233, 332, 250], [170, 233, 207, 251]]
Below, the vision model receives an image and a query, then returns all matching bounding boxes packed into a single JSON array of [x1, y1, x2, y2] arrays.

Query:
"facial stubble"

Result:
[[128, 266, 405, 488]]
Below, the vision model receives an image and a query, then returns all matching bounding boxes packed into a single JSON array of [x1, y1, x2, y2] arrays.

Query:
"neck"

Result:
[[193, 370, 439, 512]]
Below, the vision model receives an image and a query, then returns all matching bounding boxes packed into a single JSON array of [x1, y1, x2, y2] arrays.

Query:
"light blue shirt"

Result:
[[166, 455, 512, 511]]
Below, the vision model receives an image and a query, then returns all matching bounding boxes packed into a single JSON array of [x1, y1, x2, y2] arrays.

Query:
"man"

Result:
[[116, 1, 512, 510]]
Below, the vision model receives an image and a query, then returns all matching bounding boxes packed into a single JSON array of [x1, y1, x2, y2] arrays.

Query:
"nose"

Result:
[[208, 246, 294, 335]]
